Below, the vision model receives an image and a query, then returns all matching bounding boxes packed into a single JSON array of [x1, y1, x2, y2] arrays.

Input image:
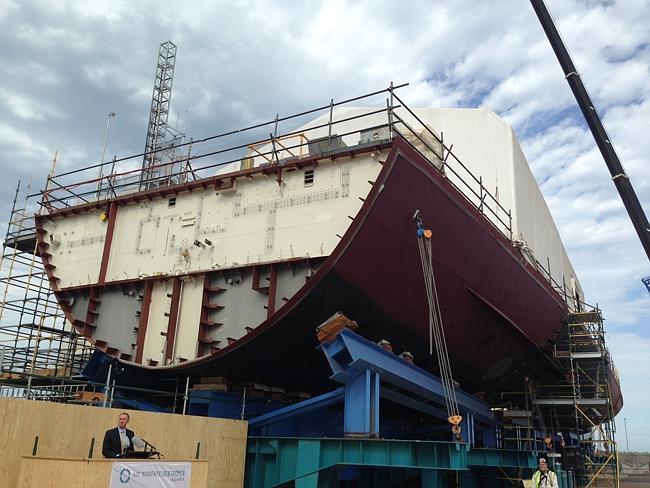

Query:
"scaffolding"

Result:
[[534, 309, 620, 487], [0, 180, 92, 399], [493, 305, 620, 487]]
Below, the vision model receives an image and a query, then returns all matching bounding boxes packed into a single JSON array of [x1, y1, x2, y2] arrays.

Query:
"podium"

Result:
[[0, 398, 247, 488], [17, 457, 208, 487], [117, 450, 160, 459]]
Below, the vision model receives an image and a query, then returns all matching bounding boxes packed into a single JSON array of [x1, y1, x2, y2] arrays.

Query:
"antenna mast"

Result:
[[141, 40, 178, 189]]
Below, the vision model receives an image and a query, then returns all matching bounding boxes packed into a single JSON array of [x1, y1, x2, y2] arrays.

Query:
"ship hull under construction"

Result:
[[167, 141, 563, 386], [33, 107, 622, 415]]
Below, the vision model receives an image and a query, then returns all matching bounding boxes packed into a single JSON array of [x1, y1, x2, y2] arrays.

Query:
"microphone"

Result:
[[132, 436, 145, 449], [129, 436, 162, 458], [138, 436, 162, 456], [142, 438, 159, 452]]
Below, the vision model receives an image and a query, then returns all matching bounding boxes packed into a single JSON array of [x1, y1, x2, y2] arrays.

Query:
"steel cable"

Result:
[[417, 234, 459, 418]]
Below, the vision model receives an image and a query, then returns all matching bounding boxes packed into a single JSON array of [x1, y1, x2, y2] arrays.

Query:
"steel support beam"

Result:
[[320, 329, 495, 425], [344, 369, 380, 438], [533, 398, 608, 406], [247, 388, 344, 430], [246, 328, 494, 441]]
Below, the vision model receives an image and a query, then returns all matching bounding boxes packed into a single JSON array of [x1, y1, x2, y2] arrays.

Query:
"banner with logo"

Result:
[[109, 461, 191, 487]]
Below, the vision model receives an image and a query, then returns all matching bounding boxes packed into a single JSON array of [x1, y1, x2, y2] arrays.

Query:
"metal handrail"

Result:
[[37, 105, 400, 209], [390, 111, 512, 238], [34, 84, 409, 183], [38, 93, 513, 243]]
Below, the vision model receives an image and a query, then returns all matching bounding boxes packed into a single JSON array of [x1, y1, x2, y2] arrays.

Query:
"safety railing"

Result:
[[34, 85, 515, 245], [0, 368, 193, 413], [0, 382, 86, 401], [388, 89, 513, 239]]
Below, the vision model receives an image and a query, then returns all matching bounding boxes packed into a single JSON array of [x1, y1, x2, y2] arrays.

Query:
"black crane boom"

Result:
[[530, 0, 650, 263]]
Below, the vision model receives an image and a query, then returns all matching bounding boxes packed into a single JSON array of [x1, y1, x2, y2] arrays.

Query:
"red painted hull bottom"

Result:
[[122, 140, 622, 415]]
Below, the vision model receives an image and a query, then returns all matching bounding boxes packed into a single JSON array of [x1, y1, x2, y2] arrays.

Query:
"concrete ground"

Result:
[[619, 475, 650, 487], [586, 475, 650, 487]]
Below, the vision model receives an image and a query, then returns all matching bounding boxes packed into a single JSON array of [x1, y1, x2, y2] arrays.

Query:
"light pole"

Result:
[[98, 112, 117, 189], [624, 417, 630, 452]]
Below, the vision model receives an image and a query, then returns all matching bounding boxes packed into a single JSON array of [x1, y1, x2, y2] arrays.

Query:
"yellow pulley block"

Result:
[[448, 416, 463, 442], [447, 415, 463, 426]]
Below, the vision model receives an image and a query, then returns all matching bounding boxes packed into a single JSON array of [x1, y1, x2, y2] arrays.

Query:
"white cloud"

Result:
[[0, 0, 18, 21], [0, 122, 53, 161], [68, 0, 131, 22], [0, 89, 65, 121]]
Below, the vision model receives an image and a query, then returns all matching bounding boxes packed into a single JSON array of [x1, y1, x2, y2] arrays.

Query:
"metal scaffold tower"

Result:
[[141, 40, 185, 190], [534, 309, 620, 487], [0, 180, 92, 399], [493, 306, 621, 487]]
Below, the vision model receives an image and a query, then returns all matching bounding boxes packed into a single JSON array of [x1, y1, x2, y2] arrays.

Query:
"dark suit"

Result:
[[102, 427, 135, 458]]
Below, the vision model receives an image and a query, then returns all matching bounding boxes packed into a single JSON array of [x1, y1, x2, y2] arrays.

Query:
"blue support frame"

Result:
[[243, 328, 497, 442], [461, 412, 475, 447], [248, 388, 344, 430], [344, 369, 380, 437], [320, 329, 496, 440], [236, 328, 545, 486], [321, 329, 495, 424]]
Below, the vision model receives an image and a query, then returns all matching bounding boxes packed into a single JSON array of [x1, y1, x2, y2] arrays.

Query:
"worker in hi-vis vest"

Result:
[[532, 458, 558, 487]]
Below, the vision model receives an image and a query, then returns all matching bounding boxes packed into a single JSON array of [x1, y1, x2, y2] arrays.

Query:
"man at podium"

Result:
[[102, 412, 137, 458]]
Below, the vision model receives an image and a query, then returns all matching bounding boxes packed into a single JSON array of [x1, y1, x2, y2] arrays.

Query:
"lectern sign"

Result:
[[109, 462, 191, 487]]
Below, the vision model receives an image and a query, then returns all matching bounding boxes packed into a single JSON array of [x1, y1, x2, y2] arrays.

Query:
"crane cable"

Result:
[[414, 210, 463, 439]]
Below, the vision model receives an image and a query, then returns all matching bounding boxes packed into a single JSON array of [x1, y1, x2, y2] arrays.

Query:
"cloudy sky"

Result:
[[1, 0, 649, 449]]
